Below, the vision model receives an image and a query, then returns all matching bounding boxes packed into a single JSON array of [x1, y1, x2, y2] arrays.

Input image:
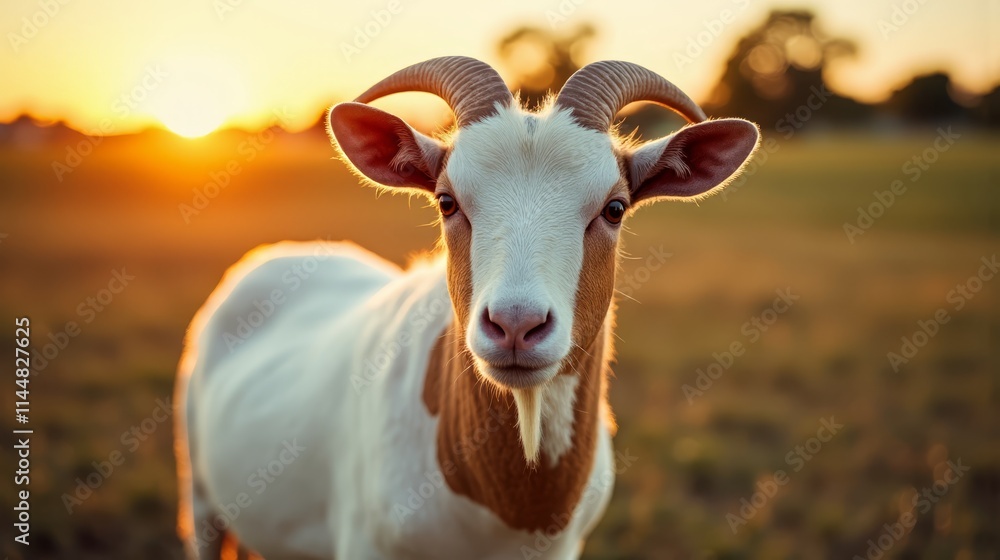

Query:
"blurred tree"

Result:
[[704, 10, 871, 130], [496, 23, 597, 110], [880, 72, 970, 124], [495, 23, 692, 138], [974, 85, 1000, 128]]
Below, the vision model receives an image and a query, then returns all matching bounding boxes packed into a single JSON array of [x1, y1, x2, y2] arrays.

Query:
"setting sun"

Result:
[[146, 54, 245, 138], [152, 92, 227, 138]]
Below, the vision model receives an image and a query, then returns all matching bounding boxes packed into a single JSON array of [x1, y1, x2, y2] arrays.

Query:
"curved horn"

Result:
[[554, 60, 707, 131], [354, 56, 513, 128]]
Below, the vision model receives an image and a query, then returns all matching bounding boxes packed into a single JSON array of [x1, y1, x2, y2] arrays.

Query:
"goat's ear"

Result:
[[626, 118, 760, 203], [328, 102, 446, 193]]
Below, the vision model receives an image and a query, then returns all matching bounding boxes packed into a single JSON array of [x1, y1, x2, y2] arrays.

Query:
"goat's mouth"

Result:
[[475, 358, 561, 390]]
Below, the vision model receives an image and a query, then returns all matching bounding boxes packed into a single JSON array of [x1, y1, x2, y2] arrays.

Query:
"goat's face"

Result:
[[329, 58, 759, 394], [439, 107, 623, 389]]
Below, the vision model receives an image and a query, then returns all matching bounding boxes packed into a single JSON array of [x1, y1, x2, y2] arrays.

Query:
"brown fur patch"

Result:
[[425, 323, 607, 532], [441, 205, 474, 333], [420, 203, 621, 532], [571, 212, 620, 358], [421, 334, 445, 416]]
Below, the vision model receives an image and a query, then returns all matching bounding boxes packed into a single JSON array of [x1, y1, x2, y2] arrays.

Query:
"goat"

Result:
[[174, 56, 760, 559]]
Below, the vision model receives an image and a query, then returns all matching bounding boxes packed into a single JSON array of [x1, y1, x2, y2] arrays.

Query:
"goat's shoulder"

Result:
[[211, 240, 397, 310], [188, 241, 403, 366]]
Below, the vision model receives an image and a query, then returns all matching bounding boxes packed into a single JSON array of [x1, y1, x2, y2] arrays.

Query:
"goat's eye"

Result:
[[437, 194, 459, 217], [602, 200, 626, 225]]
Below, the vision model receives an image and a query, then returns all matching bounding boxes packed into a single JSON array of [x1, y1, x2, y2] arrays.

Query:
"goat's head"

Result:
[[329, 57, 759, 454]]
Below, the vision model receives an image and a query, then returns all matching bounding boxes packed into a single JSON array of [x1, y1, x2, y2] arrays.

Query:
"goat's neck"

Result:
[[421, 319, 611, 533]]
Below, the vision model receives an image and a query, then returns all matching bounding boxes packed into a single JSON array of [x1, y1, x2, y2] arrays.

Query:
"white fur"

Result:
[[540, 374, 580, 468]]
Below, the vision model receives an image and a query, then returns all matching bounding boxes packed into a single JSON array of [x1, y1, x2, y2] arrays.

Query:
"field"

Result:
[[0, 127, 997, 559]]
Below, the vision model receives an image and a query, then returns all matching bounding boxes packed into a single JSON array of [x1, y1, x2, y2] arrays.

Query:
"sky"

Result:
[[1, 0, 997, 136]]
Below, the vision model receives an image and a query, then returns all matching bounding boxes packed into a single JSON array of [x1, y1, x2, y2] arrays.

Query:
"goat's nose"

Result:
[[481, 306, 553, 352]]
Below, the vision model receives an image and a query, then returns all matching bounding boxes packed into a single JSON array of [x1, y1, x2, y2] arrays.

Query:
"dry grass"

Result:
[[0, 128, 997, 559]]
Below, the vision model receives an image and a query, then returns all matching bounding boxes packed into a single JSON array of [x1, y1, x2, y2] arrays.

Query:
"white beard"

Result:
[[511, 387, 541, 464]]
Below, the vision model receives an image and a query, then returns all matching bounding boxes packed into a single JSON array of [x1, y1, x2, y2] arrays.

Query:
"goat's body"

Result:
[[177, 55, 759, 560], [176, 241, 613, 559]]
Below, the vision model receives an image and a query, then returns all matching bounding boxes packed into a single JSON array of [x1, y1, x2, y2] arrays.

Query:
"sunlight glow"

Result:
[[0, 1, 993, 132], [153, 93, 227, 138], [147, 55, 244, 138]]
